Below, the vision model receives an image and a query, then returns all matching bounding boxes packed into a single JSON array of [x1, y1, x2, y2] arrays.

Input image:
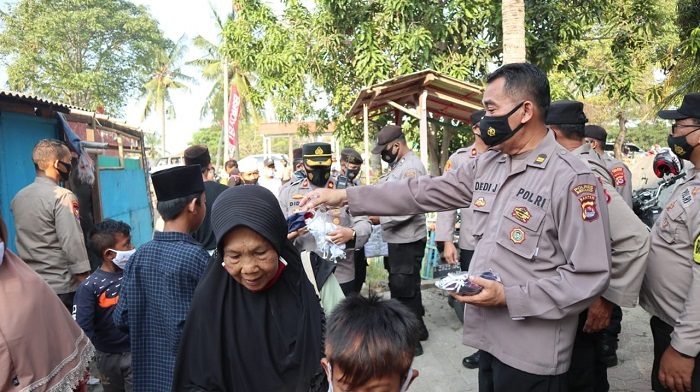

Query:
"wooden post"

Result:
[[419, 89, 429, 168]]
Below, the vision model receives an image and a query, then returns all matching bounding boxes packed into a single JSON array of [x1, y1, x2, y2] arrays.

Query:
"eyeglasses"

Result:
[[672, 123, 700, 133]]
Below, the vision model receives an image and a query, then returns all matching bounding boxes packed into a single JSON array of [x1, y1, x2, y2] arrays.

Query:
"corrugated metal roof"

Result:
[[0, 89, 85, 112]]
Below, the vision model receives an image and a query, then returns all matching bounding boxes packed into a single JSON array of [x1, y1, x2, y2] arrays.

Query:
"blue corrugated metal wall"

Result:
[[0, 111, 59, 251], [98, 156, 153, 247]]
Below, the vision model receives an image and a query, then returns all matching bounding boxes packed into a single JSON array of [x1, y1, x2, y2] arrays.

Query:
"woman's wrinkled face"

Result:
[[221, 226, 279, 292]]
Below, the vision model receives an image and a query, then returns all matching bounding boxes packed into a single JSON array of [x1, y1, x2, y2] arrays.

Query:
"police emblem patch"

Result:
[[327, 181, 335, 189], [511, 207, 531, 223], [487, 128, 496, 137], [71, 200, 80, 220], [579, 195, 598, 221], [330, 209, 341, 216], [611, 167, 626, 186], [675, 145, 686, 156], [474, 197, 486, 208], [510, 228, 525, 244], [332, 217, 340, 225], [666, 202, 675, 211], [444, 161, 452, 172]]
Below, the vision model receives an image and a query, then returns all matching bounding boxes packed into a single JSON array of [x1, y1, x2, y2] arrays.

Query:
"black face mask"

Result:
[[346, 167, 361, 181], [479, 101, 526, 147], [668, 127, 700, 160], [57, 161, 72, 182], [306, 167, 331, 187], [381, 144, 399, 164]]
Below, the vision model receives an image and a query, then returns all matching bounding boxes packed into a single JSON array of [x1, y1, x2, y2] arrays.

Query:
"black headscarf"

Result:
[[173, 186, 326, 392]]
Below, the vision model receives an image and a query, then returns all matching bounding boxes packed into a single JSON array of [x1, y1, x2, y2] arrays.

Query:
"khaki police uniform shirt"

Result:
[[347, 131, 611, 375], [603, 155, 633, 208], [378, 151, 427, 244], [10, 176, 90, 294], [279, 178, 371, 284], [435, 145, 480, 250], [572, 144, 650, 307], [640, 169, 700, 357]]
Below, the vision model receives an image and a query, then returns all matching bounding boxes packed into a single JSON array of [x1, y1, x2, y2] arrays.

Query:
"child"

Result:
[[73, 219, 134, 392], [322, 295, 420, 392]]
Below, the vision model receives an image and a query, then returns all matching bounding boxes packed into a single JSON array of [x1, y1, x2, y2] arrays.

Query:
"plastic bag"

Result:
[[435, 269, 502, 295], [305, 209, 346, 262], [363, 225, 388, 258]]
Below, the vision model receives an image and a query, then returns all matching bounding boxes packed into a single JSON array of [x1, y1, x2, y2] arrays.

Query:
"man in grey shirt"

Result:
[[11, 139, 90, 311]]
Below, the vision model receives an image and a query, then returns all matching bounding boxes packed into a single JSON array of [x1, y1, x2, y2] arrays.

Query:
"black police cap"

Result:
[[584, 125, 608, 142], [658, 93, 700, 120], [546, 100, 588, 125], [372, 125, 403, 154]]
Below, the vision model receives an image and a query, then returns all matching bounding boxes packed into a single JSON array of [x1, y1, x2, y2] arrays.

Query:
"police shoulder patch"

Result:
[[572, 184, 596, 196], [71, 200, 80, 220], [579, 195, 598, 222], [444, 161, 452, 172], [611, 167, 626, 186], [404, 170, 416, 179]]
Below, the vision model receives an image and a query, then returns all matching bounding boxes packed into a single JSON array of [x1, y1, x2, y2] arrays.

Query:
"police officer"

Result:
[[279, 142, 371, 296], [547, 100, 650, 391], [301, 63, 611, 390], [370, 125, 430, 349], [338, 147, 368, 291], [584, 125, 634, 208], [11, 139, 91, 311], [584, 124, 634, 368], [639, 92, 700, 392], [434, 109, 487, 369]]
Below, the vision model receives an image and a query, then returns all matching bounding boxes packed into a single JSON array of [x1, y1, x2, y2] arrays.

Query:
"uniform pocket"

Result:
[[470, 192, 497, 240], [496, 199, 547, 260], [656, 202, 684, 244]]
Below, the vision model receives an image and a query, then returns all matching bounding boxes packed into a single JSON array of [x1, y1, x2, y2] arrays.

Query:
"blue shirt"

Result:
[[73, 268, 130, 353], [113, 231, 209, 392]]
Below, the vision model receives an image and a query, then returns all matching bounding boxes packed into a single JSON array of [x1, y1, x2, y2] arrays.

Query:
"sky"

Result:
[[0, 0, 233, 156]]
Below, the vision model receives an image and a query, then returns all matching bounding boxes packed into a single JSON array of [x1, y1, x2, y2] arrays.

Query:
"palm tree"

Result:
[[188, 4, 260, 165], [142, 35, 195, 155], [502, 0, 526, 64]]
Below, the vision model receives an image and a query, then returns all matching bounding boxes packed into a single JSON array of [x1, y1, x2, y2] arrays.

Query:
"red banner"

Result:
[[227, 83, 241, 157]]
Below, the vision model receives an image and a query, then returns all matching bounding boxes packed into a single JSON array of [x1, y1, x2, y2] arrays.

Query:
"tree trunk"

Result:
[[160, 104, 166, 156], [614, 110, 627, 160], [502, 0, 526, 64], [427, 122, 441, 176], [439, 126, 456, 174]]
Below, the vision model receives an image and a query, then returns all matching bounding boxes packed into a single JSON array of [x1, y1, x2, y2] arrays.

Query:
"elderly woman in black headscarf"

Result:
[[173, 186, 327, 392]]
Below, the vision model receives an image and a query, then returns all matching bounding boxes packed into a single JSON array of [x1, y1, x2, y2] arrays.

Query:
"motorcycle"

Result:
[[632, 149, 686, 228]]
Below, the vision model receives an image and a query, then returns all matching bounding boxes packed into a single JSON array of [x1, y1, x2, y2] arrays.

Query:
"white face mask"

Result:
[[326, 363, 414, 392], [0, 240, 4, 267], [109, 248, 136, 269]]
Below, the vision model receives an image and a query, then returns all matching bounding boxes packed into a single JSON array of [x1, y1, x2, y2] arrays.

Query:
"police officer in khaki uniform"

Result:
[[279, 142, 371, 296], [301, 63, 611, 390], [371, 125, 430, 349], [337, 147, 369, 291], [10, 139, 91, 311], [435, 109, 487, 369], [547, 100, 650, 391], [584, 125, 634, 208], [639, 92, 700, 392]]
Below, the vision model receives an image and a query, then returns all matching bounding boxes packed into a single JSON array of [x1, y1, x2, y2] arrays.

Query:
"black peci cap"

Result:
[[546, 100, 588, 125], [340, 147, 363, 164], [184, 145, 211, 169], [584, 125, 608, 142], [151, 165, 205, 202]]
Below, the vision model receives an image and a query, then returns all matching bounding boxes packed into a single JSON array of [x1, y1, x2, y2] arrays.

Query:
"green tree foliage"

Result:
[[191, 121, 262, 162], [0, 0, 165, 113], [222, 0, 610, 173]]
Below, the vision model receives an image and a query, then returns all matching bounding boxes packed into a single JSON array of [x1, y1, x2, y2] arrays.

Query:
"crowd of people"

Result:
[[1, 62, 699, 392]]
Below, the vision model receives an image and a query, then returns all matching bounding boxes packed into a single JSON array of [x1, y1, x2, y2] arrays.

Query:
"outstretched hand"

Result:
[[299, 189, 349, 211]]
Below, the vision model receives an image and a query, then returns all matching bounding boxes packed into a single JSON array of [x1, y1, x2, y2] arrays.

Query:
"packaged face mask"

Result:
[[435, 269, 502, 295], [109, 248, 136, 269]]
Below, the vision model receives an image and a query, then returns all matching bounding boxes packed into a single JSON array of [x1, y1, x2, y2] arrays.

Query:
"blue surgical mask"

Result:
[[326, 362, 414, 392], [109, 248, 136, 269]]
